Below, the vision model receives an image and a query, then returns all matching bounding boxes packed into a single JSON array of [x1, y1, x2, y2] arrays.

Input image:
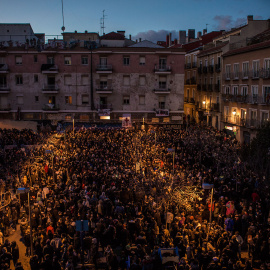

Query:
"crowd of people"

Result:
[[0, 124, 269, 270]]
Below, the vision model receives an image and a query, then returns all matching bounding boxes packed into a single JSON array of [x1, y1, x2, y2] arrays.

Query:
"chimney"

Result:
[[197, 31, 202, 38], [166, 34, 169, 47], [203, 29, 207, 35], [129, 34, 131, 40], [247, 15, 253, 23], [117, 30, 125, 37], [169, 33, 172, 46]]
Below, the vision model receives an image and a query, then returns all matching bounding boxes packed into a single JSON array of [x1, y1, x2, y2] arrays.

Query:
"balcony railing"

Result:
[[42, 84, 59, 92], [0, 64, 9, 73], [214, 84, 220, 92], [95, 103, 113, 110], [215, 64, 221, 72], [208, 65, 214, 73], [153, 88, 171, 93], [42, 104, 60, 111], [184, 97, 189, 103], [190, 77, 196, 84], [96, 65, 113, 72], [0, 104, 11, 111], [192, 62, 197, 68], [185, 63, 191, 69], [203, 66, 208, 73], [184, 97, 195, 104], [198, 67, 202, 74], [41, 64, 59, 73], [96, 86, 113, 93], [154, 65, 171, 73], [208, 84, 213, 92], [0, 84, 10, 93], [261, 68, 270, 79], [197, 84, 202, 91]]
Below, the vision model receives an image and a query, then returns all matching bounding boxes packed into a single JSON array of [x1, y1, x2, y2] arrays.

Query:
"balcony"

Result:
[[202, 84, 207, 91], [0, 104, 11, 111], [0, 64, 9, 74], [41, 64, 59, 74], [189, 97, 195, 104], [185, 79, 191, 85], [197, 84, 202, 91], [212, 103, 220, 111], [192, 62, 197, 68], [42, 84, 59, 93], [153, 88, 171, 94], [190, 77, 196, 84], [42, 104, 60, 111], [215, 64, 221, 72], [214, 84, 220, 92], [154, 65, 171, 74], [240, 72, 250, 80], [208, 65, 214, 73], [95, 103, 112, 110], [208, 84, 213, 92], [0, 84, 10, 93], [184, 97, 189, 103], [96, 86, 113, 94], [198, 67, 202, 74], [203, 66, 208, 74], [261, 68, 270, 79], [223, 73, 231, 81], [96, 64, 113, 73], [185, 63, 191, 69]]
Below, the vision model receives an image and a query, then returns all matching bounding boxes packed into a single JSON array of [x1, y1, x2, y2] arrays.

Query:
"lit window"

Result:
[[65, 96, 72, 104], [64, 56, 71, 65]]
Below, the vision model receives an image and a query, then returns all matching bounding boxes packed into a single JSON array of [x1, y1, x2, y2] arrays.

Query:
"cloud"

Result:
[[212, 15, 247, 31], [133, 30, 179, 43]]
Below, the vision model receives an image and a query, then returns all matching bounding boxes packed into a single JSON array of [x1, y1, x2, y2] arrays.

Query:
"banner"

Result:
[[122, 114, 132, 128]]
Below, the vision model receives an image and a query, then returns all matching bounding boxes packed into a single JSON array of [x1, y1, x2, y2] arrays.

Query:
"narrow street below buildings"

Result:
[[7, 223, 30, 270]]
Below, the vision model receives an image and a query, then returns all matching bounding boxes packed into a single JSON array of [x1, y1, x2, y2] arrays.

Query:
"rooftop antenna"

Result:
[[100, 10, 106, 35], [206, 23, 209, 32], [61, 0, 65, 32]]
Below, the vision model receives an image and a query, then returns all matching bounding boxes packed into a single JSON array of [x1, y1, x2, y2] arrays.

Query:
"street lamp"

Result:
[[202, 183, 214, 241]]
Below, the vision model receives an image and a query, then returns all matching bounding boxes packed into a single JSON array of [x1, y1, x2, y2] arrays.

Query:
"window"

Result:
[[100, 76, 108, 89], [123, 56, 130, 66], [64, 75, 72, 85], [242, 62, 249, 78], [139, 95, 145, 105], [252, 60, 259, 78], [65, 96, 72, 104], [82, 94, 89, 105], [241, 109, 247, 120], [100, 57, 107, 66], [241, 86, 248, 96], [35, 96, 39, 102], [233, 63, 239, 79], [16, 96, 23, 105], [15, 56, 22, 65], [264, 59, 270, 78], [263, 86, 270, 104], [139, 56, 145, 65], [0, 76, 7, 86], [49, 96, 56, 104], [250, 110, 257, 126], [159, 76, 166, 89], [34, 74, 38, 83], [225, 86, 230, 95], [158, 96, 165, 109], [123, 75, 130, 86], [232, 86, 238, 95], [204, 59, 208, 67], [159, 58, 167, 69], [81, 75, 89, 85], [123, 96, 130, 105], [47, 76, 56, 86], [16, 75, 23, 85], [139, 76, 146, 86], [0, 57, 5, 64], [224, 106, 229, 116], [81, 56, 88, 65], [47, 56, 54, 64], [252, 85, 258, 103], [261, 111, 269, 125], [64, 56, 71, 65], [225, 65, 231, 79], [34, 55, 38, 63]]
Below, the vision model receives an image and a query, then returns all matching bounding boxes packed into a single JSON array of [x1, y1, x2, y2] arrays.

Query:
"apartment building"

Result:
[[0, 29, 185, 127], [221, 30, 270, 143]]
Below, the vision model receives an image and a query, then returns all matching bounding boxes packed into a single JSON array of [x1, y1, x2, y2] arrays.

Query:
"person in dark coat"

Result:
[[11, 241, 19, 267]]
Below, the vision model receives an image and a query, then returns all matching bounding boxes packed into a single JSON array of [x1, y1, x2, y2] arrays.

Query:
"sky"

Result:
[[1, 0, 270, 43]]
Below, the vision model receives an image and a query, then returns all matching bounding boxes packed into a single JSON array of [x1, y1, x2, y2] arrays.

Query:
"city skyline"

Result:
[[1, 0, 269, 42]]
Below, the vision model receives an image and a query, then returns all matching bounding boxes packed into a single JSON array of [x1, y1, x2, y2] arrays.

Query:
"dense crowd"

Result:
[[0, 125, 269, 270]]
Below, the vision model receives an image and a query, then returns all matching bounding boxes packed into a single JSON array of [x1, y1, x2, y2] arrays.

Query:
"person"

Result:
[[11, 241, 19, 267]]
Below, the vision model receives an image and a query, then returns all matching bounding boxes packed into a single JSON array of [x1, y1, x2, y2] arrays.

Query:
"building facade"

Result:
[[0, 35, 185, 127], [221, 35, 270, 143]]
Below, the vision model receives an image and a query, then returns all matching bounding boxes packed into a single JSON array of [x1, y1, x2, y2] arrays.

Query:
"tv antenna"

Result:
[[100, 10, 106, 35], [206, 23, 209, 32], [61, 0, 65, 32]]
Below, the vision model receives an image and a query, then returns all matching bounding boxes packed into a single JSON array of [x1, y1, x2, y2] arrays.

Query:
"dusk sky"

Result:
[[1, 0, 269, 42]]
